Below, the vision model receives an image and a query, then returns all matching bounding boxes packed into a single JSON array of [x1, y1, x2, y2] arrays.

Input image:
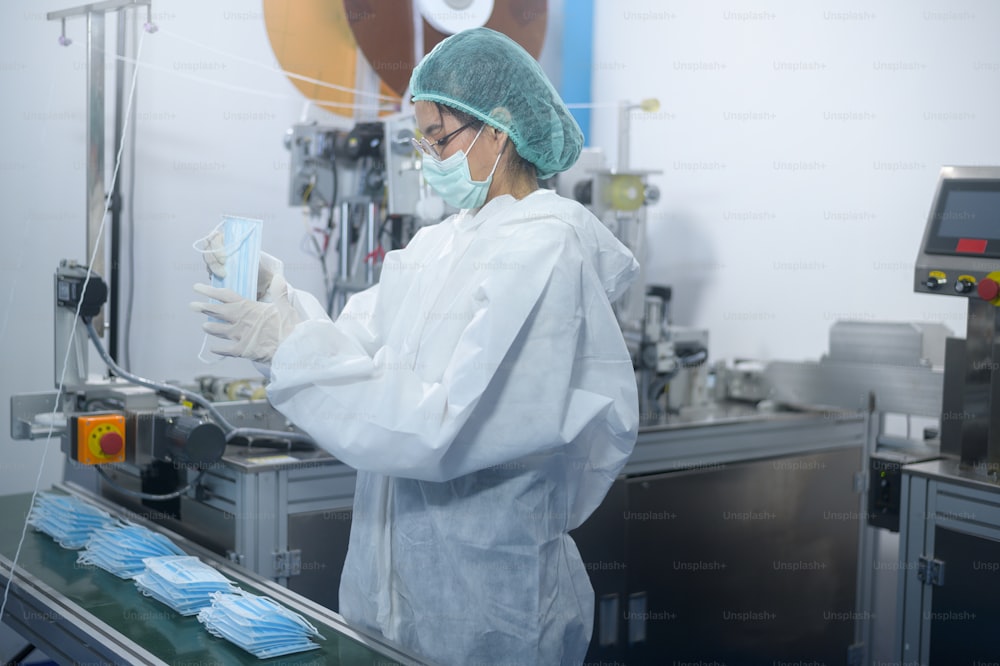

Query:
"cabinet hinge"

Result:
[[273, 549, 302, 578], [917, 555, 945, 586]]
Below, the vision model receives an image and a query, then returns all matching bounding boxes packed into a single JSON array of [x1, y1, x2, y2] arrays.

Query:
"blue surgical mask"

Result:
[[193, 215, 263, 363], [193, 215, 263, 302], [28, 492, 116, 549], [198, 592, 325, 658], [419, 125, 504, 210], [78, 523, 186, 578], [135, 555, 238, 615]]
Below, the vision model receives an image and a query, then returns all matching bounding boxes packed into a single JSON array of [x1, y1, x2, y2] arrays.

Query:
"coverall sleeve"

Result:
[[266, 226, 606, 482]]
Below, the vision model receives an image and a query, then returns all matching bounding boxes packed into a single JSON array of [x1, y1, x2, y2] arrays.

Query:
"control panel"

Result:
[[868, 450, 939, 532], [914, 166, 1000, 298], [913, 165, 1000, 470]]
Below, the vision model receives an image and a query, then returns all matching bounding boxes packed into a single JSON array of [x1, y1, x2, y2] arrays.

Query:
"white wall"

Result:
[[2, 0, 998, 499], [591, 0, 999, 361]]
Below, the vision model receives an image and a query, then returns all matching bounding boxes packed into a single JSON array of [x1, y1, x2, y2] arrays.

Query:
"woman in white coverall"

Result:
[[192, 27, 639, 666]]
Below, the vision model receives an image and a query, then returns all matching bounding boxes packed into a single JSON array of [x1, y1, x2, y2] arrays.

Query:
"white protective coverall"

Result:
[[266, 188, 639, 664]]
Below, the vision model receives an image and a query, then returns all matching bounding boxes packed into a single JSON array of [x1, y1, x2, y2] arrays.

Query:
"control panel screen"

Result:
[[925, 180, 1000, 257]]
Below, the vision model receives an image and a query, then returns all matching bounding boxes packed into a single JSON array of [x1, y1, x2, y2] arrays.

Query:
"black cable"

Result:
[[108, 12, 127, 367], [3, 643, 36, 666], [96, 465, 207, 502], [83, 318, 314, 448], [678, 348, 709, 368], [84, 398, 125, 411]]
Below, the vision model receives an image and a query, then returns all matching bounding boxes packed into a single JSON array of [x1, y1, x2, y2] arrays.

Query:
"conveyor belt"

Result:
[[0, 485, 428, 665]]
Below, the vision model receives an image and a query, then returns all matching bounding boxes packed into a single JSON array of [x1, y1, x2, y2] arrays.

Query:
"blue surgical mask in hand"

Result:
[[198, 591, 325, 658], [193, 215, 263, 302], [193, 215, 263, 363]]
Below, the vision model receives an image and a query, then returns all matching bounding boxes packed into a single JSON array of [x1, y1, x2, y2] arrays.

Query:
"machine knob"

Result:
[[955, 279, 975, 294], [924, 277, 943, 290], [978, 278, 1000, 302], [99, 431, 124, 456]]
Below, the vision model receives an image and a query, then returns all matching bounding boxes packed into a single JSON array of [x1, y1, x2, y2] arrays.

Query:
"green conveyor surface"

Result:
[[0, 491, 407, 665]]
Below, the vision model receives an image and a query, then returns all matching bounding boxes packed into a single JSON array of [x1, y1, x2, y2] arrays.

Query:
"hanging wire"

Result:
[[156, 27, 400, 102]]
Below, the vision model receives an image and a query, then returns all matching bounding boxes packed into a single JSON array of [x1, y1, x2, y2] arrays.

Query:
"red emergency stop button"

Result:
[[978, 278, 1000, 302], [76, 414, 126, 464], [99, 431, 124, 456]]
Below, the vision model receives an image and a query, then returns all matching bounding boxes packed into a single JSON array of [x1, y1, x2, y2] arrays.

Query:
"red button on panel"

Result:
[[99, 431, 124, 456], [978, 278, 1000, 302], [957, 238, 989, 254]]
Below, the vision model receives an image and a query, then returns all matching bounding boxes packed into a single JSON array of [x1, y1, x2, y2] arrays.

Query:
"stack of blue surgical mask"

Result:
[[26, 492, 116, 549], [198, 591, 325, 659], [78, 523, 186, 579], [134, 555, 238, 616]]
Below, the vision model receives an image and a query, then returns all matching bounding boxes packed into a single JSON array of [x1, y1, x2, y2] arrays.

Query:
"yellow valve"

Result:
[[609, 174, 645, 211], [639, 98, 660, 112]]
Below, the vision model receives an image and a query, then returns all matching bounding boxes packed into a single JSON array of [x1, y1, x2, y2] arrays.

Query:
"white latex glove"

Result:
[[190, 276, 302, 363], [255, 251, 284, 302], [202, 228, 228, 279], [199, 228, 284, 301]]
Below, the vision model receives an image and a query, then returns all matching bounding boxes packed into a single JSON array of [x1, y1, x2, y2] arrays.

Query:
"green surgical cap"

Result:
[[409, 27, 583, 179]]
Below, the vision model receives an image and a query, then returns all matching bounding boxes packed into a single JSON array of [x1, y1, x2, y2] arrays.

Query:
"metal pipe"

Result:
[[339, 201, 351, 282], [47, 0, 150, 21], [49, 1, 151, 361], [332, 201, 352, 314], [86, 11, 106, 337], [616, 101, 630, 172], [108, 9, 129, 366], [366, 201, 376, 284]]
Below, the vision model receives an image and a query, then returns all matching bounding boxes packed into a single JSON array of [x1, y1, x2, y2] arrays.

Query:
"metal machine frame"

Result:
[[914, 165, 1000, 471], [892, 166, 1000, 662], [761, 320, 948, 665], [46, 0, 150, 362], [99, 439, 357, 612]]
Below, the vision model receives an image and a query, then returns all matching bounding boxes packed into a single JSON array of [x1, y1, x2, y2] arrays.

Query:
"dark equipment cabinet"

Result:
[[897, 460, 1000, 665], [573, 412, 865, 665]]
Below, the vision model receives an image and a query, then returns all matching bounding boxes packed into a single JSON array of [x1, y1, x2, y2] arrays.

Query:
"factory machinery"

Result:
[[5, 100, 850, 664], [5, 81, 882, 666], [9, 102, 867, 664], [7, 5, 996, 666]]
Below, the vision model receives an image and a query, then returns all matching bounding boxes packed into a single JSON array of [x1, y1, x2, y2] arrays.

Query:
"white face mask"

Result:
[[417, 125, 505, 210]]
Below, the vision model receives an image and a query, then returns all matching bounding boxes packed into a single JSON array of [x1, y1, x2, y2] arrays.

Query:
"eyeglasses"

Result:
[[411, 121, 474, 158]]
